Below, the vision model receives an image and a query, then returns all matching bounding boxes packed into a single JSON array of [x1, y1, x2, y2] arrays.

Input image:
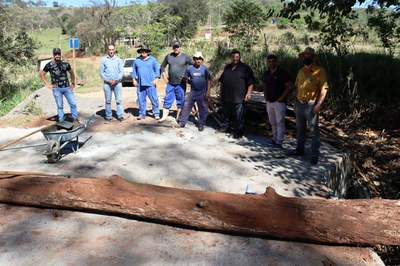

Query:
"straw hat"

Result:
[[137, 45, 151, 53], [299, 47, 316, 58]]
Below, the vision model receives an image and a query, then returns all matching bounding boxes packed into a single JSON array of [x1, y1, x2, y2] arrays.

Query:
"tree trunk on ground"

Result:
[[0, 171, 399, 246]]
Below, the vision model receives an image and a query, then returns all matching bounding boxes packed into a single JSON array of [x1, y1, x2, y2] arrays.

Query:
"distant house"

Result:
[[37, 58, 52, 72], [121, 36, 137, 46]]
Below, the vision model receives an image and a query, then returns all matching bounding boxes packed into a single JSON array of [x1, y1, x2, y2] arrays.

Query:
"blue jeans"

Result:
[[163, 82, 186, 109], [295, 101, 320, 156], [103, 82, 123, 119], [221, 101, 245, 136], [178, 90, 209, 126], [52, 86, 78, 122], [137, 85, 160, 117]]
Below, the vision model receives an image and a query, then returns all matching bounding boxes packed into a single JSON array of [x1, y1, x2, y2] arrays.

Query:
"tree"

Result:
[[224, 0, 269, 50], [0, 6, 36, 66], [75, 0, 121, 53], [207, 0, 229, 28], [0, 4, 36, 101], [158, 0, 208, 40], [59, 13, 72, 35], [35, 0, 46, 6], [367, 7, 400, 56], [279, 0, 400, 56]]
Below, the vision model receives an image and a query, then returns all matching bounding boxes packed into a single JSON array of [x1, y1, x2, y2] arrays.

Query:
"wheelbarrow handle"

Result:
[[84, 114, 95, 128], [0, 123, 56, 151]]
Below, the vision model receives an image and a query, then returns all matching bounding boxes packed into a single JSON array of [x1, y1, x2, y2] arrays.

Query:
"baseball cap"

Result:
[[172, 41, 181, 47], [53, 48, 61, 55], [193, 51, 204, 60]]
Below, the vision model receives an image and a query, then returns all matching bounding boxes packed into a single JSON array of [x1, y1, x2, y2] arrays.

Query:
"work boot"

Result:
[[287, 148, 304, 156], [310, 155, 319, 165], [158, 108, 169, 122], [176, 108, 182, 121]]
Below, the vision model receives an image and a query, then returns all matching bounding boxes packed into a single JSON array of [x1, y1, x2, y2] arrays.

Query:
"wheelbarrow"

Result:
[[41, 115, 94, 163]]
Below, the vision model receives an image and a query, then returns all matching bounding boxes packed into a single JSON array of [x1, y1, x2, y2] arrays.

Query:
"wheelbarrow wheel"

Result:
[[46, 139, 60, 163]]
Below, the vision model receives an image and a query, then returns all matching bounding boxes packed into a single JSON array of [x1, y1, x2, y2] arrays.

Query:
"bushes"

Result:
[[209, 46, 400, 108], [346, 53, 400, 100], [0, 75, 41, 117]]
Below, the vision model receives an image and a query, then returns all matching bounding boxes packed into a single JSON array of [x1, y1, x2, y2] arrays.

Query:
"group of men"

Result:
[[40, 44, 328, 165]]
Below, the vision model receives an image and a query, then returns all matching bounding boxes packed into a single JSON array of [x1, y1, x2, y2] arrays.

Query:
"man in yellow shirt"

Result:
[[288, 47, 329, 165]]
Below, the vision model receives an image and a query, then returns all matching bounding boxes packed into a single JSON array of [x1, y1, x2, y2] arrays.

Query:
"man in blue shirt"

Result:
[[132, 45, 160, 120], [178, 52, 211, 132], [100, 44, 125, 123]]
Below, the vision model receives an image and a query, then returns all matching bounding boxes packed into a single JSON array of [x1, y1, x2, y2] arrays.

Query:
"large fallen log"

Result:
[[0, 172, 399, 246]]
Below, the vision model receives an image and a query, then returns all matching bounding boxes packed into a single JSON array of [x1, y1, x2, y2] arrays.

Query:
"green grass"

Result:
[[29, 28, 71, 57], [0, 87, 34, 116]]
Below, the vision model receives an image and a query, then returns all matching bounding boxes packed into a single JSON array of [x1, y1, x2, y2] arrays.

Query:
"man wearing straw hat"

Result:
[[132, 45, 161, 120], [288, 47, 329, 165]]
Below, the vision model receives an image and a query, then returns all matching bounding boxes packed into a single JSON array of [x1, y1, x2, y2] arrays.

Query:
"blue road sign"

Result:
[[69, 38, 79, 49]]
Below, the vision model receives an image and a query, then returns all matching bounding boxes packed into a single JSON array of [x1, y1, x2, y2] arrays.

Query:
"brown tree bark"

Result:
[[0, 172, 399, 246]]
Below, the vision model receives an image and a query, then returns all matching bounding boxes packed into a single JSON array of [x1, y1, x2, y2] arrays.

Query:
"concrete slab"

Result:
[[0, 87, 383, 264], [0, 205, 384, 266]]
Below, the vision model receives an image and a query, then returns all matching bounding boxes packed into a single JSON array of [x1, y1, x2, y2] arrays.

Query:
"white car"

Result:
[[122, 58, 135, 86]]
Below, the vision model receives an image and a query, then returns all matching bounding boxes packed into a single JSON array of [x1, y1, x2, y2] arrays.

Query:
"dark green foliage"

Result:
[[224, 0, 270, 49], [211, 46, 400, 106], [367, 7, 400, 56], [345, 53, 400, 100], [159, 0, 208, 40], [279, 0, 400, 56], [59, 13, 72, 35], [0, 4, 37, 103]]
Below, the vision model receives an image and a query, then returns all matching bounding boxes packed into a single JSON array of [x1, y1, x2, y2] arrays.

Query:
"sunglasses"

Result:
[[53, 53, 61, 56], [193, 57, 203, 60]]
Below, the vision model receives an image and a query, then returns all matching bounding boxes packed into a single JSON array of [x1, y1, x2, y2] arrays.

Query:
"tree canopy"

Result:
[[224, 0, 269, 49], [279, 0, 400, 55]]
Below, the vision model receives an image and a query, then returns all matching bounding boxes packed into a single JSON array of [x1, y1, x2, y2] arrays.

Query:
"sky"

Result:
[[44, 0, 132, 7]]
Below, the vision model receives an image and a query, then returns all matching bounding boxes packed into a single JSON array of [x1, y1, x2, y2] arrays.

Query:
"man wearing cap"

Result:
[[159, 40, 193, 122], [288, 47, 329, 165], [218, 50, 255, 139], [263, 54, 292, 148], [132, 45, 160, 120], [177, 52, 211, 132], [100, 44, 125, 123], [40, 48, 79, 123]]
